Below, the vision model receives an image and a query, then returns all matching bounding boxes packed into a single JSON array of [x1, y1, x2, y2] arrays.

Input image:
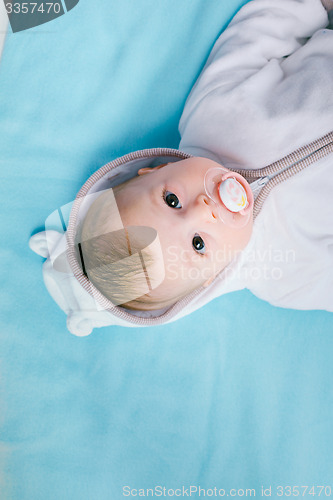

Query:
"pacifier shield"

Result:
[[204, 167, 252, 228]]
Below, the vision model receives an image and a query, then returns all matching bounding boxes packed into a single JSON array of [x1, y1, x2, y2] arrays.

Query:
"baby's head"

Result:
[[80, 157, 253, 311]]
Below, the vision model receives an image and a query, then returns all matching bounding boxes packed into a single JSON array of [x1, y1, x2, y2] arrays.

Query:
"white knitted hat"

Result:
[[29, 148, 197, 336]]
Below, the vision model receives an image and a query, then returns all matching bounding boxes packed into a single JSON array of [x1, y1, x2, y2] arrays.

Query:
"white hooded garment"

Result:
[[30, 0, 333, 335], [179, 0, 333, 312]]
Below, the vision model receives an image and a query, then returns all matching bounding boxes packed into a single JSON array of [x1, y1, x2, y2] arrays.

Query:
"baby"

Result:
[[30, 0, 333, 335], [80, 157, 254, 311]]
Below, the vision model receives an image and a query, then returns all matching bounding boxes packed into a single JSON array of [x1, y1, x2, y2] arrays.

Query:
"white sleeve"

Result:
[[179, 0, 328, 138]]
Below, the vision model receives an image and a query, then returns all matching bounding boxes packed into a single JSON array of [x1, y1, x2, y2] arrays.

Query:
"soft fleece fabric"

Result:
[[1, 0, 333, 499], [30, 0, 333, 335], [179, 0, 333, 313]]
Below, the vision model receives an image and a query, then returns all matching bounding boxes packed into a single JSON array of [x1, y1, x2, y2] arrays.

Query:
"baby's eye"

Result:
[[192, 234, 206, 255], [163, 190, 182, 209]]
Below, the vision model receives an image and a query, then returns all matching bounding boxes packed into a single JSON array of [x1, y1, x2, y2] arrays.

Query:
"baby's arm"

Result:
[[179, 0, 328, 130]]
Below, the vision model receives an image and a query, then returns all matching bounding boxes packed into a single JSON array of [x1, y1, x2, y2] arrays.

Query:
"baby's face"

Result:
[[114, 157, 253, 303]]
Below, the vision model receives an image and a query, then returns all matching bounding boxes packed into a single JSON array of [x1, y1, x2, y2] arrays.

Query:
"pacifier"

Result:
[[204, 167, 253, 228]]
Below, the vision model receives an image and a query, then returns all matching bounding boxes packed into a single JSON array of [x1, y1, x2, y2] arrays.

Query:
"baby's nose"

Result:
[[195, 194, 218, 222]]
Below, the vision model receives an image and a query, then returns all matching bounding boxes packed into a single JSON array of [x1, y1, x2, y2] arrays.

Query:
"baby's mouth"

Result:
[[204, 166, 253, 228], [218, 171, 254, 215]]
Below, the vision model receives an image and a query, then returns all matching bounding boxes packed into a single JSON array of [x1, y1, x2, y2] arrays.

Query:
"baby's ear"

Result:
[[137, 163, 168, 175]]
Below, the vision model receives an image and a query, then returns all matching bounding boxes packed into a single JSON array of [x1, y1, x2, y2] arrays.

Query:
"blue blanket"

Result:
[[1, 0, 332, 498]]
